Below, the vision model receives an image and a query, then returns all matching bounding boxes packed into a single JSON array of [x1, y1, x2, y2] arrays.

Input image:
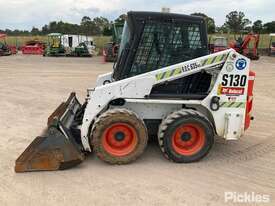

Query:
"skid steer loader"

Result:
[[15, 11, 255, 172]]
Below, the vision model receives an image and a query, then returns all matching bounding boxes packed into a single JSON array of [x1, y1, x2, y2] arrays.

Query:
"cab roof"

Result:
[[127, 11, 205, 23]]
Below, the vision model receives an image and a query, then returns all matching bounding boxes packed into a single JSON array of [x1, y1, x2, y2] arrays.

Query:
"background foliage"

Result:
[[0, 11, 274, 50]]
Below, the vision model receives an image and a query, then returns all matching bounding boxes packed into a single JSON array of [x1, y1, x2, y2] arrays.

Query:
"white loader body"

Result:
[[15, 11, 256, 173], [80, 49, 252, 152]]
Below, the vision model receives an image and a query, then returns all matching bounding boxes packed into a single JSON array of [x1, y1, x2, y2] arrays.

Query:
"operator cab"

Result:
[[113, 11, 211, 99], [236, 37, 244, 48]]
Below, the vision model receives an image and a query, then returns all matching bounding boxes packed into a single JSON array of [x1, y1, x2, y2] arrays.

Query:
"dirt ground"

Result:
[[0, 55, 274, 206]]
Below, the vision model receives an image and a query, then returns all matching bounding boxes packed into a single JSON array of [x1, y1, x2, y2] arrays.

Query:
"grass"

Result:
[[6, 36, 47, 47], [4, 34, 271, 52], [93, 36, 112, 51]]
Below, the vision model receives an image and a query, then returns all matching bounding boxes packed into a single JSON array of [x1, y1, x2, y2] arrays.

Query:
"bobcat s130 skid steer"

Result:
[[15, 11, 255, 172]]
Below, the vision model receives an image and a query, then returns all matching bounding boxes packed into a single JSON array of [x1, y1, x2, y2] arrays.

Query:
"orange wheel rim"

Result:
[[172, 123, 205, 156], [102, 123, 138, 157]]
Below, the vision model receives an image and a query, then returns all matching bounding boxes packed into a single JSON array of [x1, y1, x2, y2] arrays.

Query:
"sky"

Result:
[[0, 0, 273, 30]]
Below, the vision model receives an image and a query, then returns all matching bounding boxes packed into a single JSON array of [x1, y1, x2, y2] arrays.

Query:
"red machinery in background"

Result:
[[268, 33, 275, 56], [21, 40, 46, 55], [9, 45, 17, 54], [229, 34, 260, 60]]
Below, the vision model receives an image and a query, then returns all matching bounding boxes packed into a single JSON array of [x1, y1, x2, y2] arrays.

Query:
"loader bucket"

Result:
[[15, 92, 85, 172]]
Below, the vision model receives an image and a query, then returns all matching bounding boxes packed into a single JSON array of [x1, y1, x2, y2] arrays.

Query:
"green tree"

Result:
[[252, 20, 263, 33], [41, 24, 49, 35], [80, 16, 92, 35], [216, 25, 229, 34], [263, 21, 275, 33], [81, 16, 92, 25], [80, 16, 102, 35], [115, 14, 127, 24], [244, 26, 252, 33], [191, 13, 216, 33], [103, 25, 113, 36], [93, 17, 110, 34], [31, 27, 40, 35], [224, 11, 251, 34], [48, 21, 58, 33]]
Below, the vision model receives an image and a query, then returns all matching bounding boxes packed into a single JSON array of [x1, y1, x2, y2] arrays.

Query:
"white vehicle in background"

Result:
[[62, 34, 96, 57]]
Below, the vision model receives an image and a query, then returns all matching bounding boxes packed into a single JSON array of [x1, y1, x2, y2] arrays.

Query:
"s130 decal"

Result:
[[222, 74, 247, 87]]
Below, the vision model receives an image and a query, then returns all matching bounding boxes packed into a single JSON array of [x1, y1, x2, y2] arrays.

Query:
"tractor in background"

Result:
[[62, 34, 95, 57], [229, 34, 260, 60], [268, 33, 275, 56], [0, 33, 17, 56], [103, 23, 124, 62], [66, 42, 92, 57], [0, 34, 11, 56], [22, 40, 46, 55], [43, 33, 66, 57]]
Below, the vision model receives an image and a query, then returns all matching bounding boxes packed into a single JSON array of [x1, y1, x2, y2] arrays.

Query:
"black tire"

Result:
[[158, 109, 214, 163], [91, 109, 148, 164]]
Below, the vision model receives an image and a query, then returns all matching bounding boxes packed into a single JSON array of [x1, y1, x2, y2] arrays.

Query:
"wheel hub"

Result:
[[181, 132, 192, 142], [102, 123, 138, 157], [172, 123, 206, 156], [114, 132, 125, 141]]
